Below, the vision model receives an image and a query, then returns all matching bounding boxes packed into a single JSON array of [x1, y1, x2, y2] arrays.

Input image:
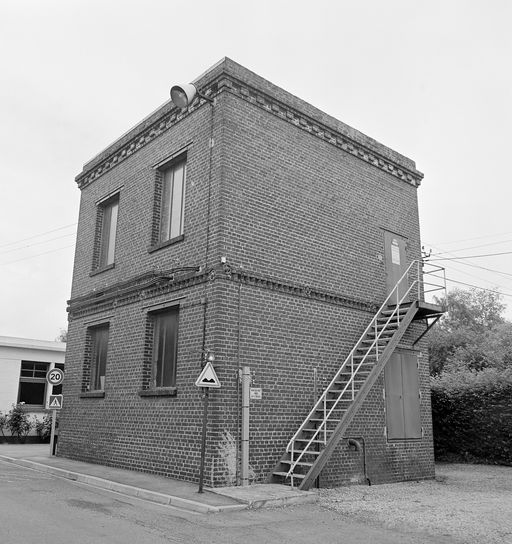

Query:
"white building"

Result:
[[0, 336, 66, 424]]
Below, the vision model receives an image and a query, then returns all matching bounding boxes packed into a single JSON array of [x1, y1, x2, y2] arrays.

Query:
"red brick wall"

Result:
[[59, 62, 433, 487]]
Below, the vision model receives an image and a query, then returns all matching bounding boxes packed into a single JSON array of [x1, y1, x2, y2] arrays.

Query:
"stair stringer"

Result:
[[296, 301, 420, 490]]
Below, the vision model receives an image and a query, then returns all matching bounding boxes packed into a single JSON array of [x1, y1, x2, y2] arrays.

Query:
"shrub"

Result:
[[431, 368, 512, 465], [0, 411, 7, 440], [34, 412, 54, 442], [6, 404, 32, 442]]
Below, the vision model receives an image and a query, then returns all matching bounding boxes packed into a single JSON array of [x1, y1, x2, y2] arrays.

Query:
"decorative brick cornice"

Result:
[[221, 75, 423, 187], [224, 267, 377, 314], [68, 267, 204, 319], [68, 264, 377, 320], [75, 67, 422, 190]]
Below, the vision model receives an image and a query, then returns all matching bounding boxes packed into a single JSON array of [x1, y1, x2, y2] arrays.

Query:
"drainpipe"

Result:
[[241, 366, 250, 486], [347, 437, 371, 486]]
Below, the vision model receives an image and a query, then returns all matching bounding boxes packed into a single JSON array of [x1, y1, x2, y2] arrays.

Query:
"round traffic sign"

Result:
[[46, 368, 64, 386]]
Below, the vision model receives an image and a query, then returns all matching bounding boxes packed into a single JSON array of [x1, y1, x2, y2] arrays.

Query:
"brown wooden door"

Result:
[[383, 231, 409, 303]]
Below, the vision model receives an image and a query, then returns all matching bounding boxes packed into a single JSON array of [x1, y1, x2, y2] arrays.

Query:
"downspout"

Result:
[[346, 437, 371, 486]]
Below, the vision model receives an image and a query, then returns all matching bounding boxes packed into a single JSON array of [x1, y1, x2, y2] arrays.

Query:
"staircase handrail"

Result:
[[284, 260, 445, 476]]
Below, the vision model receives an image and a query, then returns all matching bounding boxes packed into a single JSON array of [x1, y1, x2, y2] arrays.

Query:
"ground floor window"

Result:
[[146, 306, 179, 389], [18, 361, 64, 406], [18, 361, 48, 406]]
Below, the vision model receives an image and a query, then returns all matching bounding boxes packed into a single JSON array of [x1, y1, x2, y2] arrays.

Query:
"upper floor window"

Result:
[[150, 156, 187, 251], [99, 196, 119, 268], [160, 158, 186, 243], [92, 193, 119, 272]]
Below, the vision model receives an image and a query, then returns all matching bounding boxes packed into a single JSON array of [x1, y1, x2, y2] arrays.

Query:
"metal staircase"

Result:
[[270, 260, 446, 490]]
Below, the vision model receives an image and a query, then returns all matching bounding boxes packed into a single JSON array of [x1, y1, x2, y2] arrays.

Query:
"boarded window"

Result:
[[385, 352, 421, 440]]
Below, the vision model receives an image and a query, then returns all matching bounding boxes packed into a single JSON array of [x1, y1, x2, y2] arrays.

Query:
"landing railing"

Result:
[[285, 260, 446, 484]]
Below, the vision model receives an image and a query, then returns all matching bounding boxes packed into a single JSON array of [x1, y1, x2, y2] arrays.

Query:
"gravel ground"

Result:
[[318, 464, 512, 544]]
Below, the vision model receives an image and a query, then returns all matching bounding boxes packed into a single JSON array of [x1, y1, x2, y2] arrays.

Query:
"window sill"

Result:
[[148, 235, 184, 254], [138, 387, 177, 397], [90, 263, 115, 277], [80, 390, 105, 398]]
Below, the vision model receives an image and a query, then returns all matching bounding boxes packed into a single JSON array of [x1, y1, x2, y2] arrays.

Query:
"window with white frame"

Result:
[[93, 194, 119, 271], [18, 361, 49, 406]]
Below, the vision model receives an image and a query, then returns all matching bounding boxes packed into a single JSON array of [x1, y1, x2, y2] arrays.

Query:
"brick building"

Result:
[[59, 58, 444, 488]]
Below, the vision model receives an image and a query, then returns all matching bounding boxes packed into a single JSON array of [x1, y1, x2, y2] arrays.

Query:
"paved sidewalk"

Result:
[[0, 443, 316, 514]]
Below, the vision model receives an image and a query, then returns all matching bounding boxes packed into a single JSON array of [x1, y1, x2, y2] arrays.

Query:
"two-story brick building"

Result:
[[58, 58, 444, 488]]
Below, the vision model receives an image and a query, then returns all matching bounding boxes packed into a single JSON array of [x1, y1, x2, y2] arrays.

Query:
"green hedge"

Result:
[[431, 369, 512, 465]]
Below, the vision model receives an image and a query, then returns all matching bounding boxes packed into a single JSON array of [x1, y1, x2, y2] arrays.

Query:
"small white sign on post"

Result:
[[195, 361, 221, 388], [250, 387, 262, 400]]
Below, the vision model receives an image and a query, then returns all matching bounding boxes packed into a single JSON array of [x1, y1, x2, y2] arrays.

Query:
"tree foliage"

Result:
[[429, 288, 512, 465], [55, 328, 67, 343], [428, 288, 509, 375]]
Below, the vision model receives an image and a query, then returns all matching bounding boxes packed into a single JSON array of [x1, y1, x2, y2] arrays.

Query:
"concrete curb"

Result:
[[0, 455, 245, 514], [210, 484, 318, 509]]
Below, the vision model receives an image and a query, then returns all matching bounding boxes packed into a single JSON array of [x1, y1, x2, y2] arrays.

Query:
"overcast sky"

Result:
[[1, 0, 511, 341]]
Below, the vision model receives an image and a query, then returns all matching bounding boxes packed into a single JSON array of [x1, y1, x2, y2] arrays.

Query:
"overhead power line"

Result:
[[427, 243, 512, 295], [429, 250, 512, 261], [0, 233, 76, 256], [430, 238, 512, 257], [0, 244, 75, 266], [426, 230, 512, 247], [445, 277, 512, 298], [0, 223, 77, 249]]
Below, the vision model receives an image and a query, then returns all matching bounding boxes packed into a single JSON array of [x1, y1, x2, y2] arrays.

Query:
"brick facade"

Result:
[[59, 58, 434, 487]]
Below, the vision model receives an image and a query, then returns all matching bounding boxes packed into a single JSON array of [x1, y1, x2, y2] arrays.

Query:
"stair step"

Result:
[[360, 338, 390, 346], [295, 438, 326, 444], [281, 460, 314, 468], [375, 323, 399, 330], [368, 330, 395, 338], [380, 309, 408, 317], [273, 471, 305, 480], [289, 449, 321, 456]]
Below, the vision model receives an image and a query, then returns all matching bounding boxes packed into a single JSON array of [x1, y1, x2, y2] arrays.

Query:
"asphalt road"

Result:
[[0, 460, 458, 544]]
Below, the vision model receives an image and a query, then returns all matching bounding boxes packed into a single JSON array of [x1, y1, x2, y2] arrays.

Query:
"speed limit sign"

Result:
[[46, 368, 64, 386]]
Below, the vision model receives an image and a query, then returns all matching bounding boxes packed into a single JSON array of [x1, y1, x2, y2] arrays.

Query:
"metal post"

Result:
[[49, 410, 57, 456], [241, 366, 250, 486], [198, 389, 209, 493]]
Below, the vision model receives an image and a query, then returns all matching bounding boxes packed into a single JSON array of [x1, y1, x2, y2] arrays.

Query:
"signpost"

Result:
[[195, 360, 221, 493], [46, 368, 64, 456]]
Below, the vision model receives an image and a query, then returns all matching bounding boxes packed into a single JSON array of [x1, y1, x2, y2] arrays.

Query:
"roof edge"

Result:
[[76, 57, 423, 187]]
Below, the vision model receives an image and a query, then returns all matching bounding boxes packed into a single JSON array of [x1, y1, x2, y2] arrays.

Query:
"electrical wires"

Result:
[[424, 231, 512, 299], [0, 223, 77, 266]]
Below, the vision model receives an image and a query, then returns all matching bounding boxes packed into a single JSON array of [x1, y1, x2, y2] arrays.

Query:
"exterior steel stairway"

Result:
[[271, 260, 446, 490]]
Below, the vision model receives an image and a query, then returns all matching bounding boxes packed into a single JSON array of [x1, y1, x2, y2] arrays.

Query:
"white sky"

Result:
[[1, 0, 511, 341]]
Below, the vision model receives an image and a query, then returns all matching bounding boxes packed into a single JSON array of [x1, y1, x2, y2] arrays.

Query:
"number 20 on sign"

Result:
[[46, 368, 64, 386]]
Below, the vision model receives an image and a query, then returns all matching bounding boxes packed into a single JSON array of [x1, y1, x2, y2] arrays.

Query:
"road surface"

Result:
[[0, 459, 456, 544]]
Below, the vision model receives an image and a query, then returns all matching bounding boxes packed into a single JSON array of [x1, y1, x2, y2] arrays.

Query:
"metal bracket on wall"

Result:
[[412, 315, 442, 346]]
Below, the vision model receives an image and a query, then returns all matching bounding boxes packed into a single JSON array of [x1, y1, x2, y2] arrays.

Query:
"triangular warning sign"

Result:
[[195, 361, 221, 388], [49, 395, 63, 408]]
